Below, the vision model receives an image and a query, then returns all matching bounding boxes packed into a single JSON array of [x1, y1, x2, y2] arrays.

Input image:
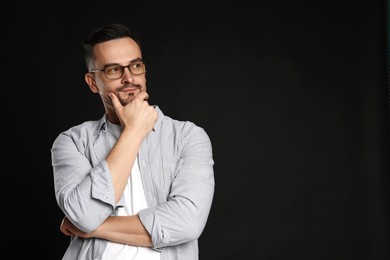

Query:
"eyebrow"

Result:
[[103, 58, 143, 68]]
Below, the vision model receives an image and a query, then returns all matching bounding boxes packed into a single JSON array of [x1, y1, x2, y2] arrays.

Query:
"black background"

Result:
[[3, 1, 390, 259]]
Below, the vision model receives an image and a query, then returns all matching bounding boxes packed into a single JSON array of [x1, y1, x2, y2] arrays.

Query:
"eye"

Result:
[[131, 62, 142, 69], [105, 65, 121, 75]]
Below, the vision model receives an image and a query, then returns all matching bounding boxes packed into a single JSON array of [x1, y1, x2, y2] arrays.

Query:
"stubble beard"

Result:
[[103, 83, 144, 107]]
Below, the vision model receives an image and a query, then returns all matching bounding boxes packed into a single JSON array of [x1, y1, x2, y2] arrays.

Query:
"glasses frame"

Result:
[[90, 60, 148, 79]]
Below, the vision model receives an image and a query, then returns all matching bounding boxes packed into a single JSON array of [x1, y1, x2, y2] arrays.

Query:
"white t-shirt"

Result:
[[102, 123, 160, 260]]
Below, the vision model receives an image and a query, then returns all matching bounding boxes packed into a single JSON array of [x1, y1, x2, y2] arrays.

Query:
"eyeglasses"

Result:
[[90, 60, 148, 79]]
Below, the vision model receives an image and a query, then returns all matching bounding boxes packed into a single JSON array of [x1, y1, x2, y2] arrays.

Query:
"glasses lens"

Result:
[[104, 65, 123, 79], [103, 61, 147, 79], [130, 61, 146, 75]]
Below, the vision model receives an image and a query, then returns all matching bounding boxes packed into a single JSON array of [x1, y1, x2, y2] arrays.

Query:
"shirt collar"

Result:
[[97, 105, 164, 133]]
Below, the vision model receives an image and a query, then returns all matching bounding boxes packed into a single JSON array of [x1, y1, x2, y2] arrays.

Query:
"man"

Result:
[[51, 23, 215, 260]]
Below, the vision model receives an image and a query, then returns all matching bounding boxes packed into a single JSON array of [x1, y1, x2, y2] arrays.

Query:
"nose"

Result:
[[121, 66, 134, 82]]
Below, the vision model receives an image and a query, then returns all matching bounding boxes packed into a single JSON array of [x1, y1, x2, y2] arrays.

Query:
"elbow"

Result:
[[60, 198, 110, 233], [174, 214, 210, 243], [183, 229, 202, 242], [62, 207, 103, 233], [73, 219, 102, 234], [187, 218, 207, 241]]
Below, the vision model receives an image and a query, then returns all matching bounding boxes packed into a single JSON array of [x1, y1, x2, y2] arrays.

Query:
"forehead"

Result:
[[92, 37, 142, 65]]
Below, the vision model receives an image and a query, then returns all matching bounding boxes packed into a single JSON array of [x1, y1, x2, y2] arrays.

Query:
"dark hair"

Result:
[[82, 23, 141, 71]]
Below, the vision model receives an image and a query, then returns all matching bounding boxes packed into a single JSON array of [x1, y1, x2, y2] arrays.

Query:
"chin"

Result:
[[119, 96, 134, 106]]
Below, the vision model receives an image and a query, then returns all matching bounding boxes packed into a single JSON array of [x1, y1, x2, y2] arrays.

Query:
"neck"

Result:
[[106, 112, 120, 125]]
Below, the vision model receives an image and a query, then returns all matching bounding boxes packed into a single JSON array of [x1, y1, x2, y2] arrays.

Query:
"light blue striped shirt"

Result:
[[51, 106, 215, 260]]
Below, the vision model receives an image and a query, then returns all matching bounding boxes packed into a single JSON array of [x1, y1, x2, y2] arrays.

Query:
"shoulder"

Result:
[[51, 117, 105, 148], [64, 119, 102, 138], [156, 106, 211, 144]]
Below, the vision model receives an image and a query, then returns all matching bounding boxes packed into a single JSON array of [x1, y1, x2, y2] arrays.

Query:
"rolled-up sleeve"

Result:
[[51, 128, 121, 233]]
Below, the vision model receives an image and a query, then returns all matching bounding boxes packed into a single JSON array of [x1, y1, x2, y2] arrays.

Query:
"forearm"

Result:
[[88, 215, 152, 247], [106, 127, 145, 202], [107, 91, 157, 203]]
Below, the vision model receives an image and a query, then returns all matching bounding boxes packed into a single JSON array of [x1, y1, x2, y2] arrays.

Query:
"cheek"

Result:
[[98, 88, 105, 95], [95, 79, 110, 95]]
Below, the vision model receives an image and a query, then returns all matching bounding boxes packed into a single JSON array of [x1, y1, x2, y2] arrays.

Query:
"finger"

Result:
[[61, 227, 73, 236], [135, 91, 149, 101], [60, 223, 73, 236], [109, 93, 122, 110]]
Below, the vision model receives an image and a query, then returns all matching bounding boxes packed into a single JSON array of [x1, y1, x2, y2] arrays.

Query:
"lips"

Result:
[[122, 87, 138, 93]]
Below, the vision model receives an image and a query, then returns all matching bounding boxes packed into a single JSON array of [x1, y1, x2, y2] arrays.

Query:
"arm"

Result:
[[60, 215, 152, 247], [59, 123, 214, 249], [139, 125, 215, 248], [52, 91, 157, 233], [107, 91, 158, 202]]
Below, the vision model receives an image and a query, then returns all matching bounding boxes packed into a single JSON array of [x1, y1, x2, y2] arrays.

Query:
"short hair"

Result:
[[82, 23, 141, 71]]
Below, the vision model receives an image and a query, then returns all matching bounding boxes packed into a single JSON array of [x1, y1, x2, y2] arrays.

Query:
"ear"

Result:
[[85, 73, 99, 93]]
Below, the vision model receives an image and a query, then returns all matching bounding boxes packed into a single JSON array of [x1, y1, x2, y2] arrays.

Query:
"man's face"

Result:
[[89, 37, 147, 106]]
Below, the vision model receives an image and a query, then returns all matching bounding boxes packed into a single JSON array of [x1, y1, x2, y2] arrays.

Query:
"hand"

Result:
[[109, 91, 158, 137], [60, 216, 90, 238]]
